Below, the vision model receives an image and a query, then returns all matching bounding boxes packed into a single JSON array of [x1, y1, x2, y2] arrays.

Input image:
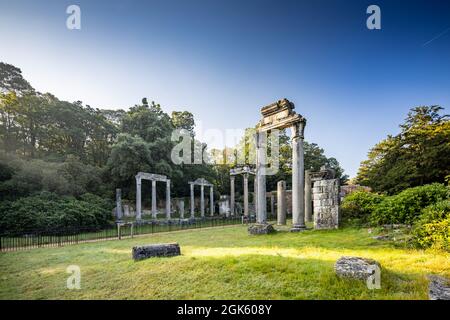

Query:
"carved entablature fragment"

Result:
[[257, 98, 306, 132], [136, 172, 168, 182], [189, 178, 213, 186]]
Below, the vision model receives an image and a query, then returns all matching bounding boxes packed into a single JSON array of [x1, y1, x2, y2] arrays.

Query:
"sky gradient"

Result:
[[1, 0, 449, 177]]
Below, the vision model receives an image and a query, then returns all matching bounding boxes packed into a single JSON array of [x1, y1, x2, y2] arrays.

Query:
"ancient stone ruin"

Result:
[[335, 256, 380, 281], [310, 166, 340, 229], [132, 243, 181, 261], [230, 166, 256, 217], [189, 178, 214, 217], [135, 172, 171, 220], [428, 275, 450, 300], [248, 223, 276, 235], [254, 98, 307, 233]]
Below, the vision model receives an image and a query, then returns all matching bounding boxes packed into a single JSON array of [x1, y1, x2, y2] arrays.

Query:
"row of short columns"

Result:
[[230, 174, 257, 217], [190, 184, 214, 218], [255, 121, 307, 230], [136, 177, 170, 220], [136, 180, 215, 220]]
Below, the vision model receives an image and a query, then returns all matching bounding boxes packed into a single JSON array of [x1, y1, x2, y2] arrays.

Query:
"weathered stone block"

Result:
[[313, 193, 328, 200], [335, 256, 381, 280], [312, 187, 322, 193], [132, 243, 181, 261], [313, 178, 340, 229], [248, 223, 276, 235], [428, 275, 450, 300]]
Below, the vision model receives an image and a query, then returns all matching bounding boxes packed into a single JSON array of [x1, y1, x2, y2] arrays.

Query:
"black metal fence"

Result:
[[0, 216, 251, 252]]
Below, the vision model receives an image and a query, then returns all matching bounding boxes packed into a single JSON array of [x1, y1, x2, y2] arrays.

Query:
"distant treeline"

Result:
[[0, 62, 347, 232]]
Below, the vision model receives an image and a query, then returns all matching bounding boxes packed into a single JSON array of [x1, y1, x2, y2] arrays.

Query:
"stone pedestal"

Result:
[[277, 181, 286, 225]]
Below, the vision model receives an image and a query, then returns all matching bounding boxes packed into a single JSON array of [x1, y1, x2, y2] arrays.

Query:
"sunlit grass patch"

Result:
[[0, 225, 448, 299]]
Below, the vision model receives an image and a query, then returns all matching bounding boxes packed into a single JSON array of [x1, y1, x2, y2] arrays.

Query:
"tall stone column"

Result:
[[305, 170, 313, 223], [291, 122, 306, 231], [190, 183, 195, 218], [136, 176, 142, 220], [210, 186, 214, 216], [230, 176, 235, 216], [116, 188, 123, 219], [253, 177, 258, 216], [256, 131, 267, 224], [200, 184, 205, 217], [270, 193, 275, 218], [277, 181, 286, 225], [243, 173, 249, 217], [166, 179, 171, 219], [151, 180, 157, 219]]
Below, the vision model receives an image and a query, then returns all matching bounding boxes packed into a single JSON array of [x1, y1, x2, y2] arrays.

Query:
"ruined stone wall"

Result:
[[313, 179, 340, 229]]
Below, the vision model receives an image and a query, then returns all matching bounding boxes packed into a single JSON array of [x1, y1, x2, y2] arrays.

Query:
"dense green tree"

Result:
[[171, 111, 195, 135], [0, 92, 20, 153], [107, 134, 153, 190], [0, 62, 34, 94], [356, 106, 449, 194]]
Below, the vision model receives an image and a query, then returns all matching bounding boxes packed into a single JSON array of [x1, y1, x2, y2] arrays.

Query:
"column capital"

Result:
[[291, 120, 306, 139]]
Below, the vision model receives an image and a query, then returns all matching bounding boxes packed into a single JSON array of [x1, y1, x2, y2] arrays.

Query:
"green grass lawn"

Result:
[[0, 224, 449, 300]]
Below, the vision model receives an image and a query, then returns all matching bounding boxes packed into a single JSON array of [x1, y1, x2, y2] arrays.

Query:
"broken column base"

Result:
[[428, 275, 450, 300], [132, 243, 181, 261], [248, 223, 276, 235], [290, 224, 307, 232], [335, 256, 380, 280]]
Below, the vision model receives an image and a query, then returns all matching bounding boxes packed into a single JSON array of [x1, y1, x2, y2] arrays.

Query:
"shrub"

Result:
[[0, 192, 114, 235], [412, 200, 450, 251], [0, 154, 107, 200], [341, 190, 385, 225], [370, 183, 449, 225]]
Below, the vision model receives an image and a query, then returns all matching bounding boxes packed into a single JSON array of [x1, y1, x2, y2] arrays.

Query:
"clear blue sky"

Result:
[[1, 0, 449, 177]]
